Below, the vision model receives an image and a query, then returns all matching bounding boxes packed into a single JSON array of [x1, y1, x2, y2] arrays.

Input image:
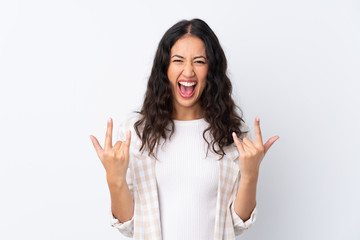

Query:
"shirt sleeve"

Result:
[[230, 201, 257, 236], [110, 207, 134, 237], [109, 120, 135, 237], [229, 161, 258, 236]]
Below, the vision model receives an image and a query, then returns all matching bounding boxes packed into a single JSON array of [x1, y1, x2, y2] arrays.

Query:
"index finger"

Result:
[[104, 117, 113, 150], [254, 116, 263, 147]]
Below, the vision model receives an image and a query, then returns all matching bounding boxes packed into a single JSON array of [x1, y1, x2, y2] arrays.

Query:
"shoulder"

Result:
[[116, 112, 143, 142]]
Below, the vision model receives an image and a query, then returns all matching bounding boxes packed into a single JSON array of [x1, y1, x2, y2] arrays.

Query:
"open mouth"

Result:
[[177, 81, 197, 98]]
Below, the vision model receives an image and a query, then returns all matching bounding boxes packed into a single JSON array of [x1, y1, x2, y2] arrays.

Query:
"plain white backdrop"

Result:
[[1, 0, 359, 239]]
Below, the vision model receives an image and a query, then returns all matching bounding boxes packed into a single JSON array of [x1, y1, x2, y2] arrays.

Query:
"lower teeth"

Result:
[[179, 84, 195, 95]]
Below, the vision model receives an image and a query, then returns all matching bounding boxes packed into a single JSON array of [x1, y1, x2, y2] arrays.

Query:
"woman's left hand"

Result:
[[232, 116, 279, 181]]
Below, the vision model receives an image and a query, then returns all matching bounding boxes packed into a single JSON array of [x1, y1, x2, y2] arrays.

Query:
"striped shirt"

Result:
[[109, 113, 257, 240]]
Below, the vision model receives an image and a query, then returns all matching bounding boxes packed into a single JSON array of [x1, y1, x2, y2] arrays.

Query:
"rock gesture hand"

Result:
[[232, 117, 279, 181], [90, 118, 131, 185]]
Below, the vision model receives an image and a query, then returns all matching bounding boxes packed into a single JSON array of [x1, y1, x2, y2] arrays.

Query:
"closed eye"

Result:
[[173, 59, 183, 62], [195, 61, 206, 64]]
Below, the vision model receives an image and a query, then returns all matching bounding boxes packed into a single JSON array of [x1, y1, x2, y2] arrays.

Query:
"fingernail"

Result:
[[232, 132, 236, 137], [256, 116, 260, 122], [108, 117, 111, 123]]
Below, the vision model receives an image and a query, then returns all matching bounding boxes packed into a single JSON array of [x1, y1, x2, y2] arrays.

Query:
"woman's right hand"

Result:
[[90, 117, 131, 185]]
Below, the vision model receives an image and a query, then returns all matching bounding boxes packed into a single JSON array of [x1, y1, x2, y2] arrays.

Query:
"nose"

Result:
[[182, 62, 195, 78]]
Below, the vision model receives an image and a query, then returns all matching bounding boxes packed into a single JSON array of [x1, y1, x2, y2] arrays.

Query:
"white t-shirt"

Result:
[[155, 118, 219, 240]]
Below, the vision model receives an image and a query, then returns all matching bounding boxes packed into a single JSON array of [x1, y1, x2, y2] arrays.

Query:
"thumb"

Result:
[[264, 136, 279, 155]]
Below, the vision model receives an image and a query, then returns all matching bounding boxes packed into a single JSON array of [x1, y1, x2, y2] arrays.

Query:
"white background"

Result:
[[1, 0, 359, 239]]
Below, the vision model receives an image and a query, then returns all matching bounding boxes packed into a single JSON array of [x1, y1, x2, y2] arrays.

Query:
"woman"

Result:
[[90, 18, 279, 240]]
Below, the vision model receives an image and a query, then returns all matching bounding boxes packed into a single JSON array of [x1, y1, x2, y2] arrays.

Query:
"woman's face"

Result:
[[167, 34, 208, 117]]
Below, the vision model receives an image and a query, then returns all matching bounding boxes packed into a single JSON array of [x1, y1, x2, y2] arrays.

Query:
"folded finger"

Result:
[[242, 137, 255, 148], [113, 140, 122, 151], [242, 137, 257, 153], [123, 130, 132, 158]]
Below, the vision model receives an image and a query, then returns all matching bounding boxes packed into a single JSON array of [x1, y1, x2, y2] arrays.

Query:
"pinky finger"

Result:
[[90, 135, 104, 160], [232, 132, 245, 154]]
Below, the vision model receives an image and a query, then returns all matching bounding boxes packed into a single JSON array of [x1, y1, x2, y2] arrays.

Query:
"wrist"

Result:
[[106, 175, 127, 187], [240, 173, 259, 184]]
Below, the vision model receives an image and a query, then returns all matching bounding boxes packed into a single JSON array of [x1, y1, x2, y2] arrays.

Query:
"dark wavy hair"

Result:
[[133, 18, 248, 160]]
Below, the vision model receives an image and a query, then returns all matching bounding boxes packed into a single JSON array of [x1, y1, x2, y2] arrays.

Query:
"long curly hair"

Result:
[[134, 18, 248, 160]]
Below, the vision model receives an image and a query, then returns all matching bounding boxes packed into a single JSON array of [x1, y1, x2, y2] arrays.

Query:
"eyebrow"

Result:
[[171, 54, 207, 60]]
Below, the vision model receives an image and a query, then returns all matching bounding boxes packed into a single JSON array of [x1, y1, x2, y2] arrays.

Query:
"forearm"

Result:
[[233, 175, 258, 221], [108, 180, 134, 223]]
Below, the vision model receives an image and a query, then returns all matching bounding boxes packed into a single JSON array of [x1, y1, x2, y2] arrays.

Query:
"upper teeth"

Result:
[[179, 82, 196, 86]]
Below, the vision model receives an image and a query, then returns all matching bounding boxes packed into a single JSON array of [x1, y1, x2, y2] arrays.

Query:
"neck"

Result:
[[172, 104, 204, 121]]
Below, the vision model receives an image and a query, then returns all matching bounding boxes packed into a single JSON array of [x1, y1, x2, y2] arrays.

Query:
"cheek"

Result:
[[198, 70, 208, 90], [199, 82, 207, 94], [195, 80, 207, 97], [167, 67, 176, 85], [199, 67, 208, 80], [168, 66, 179, 81]]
